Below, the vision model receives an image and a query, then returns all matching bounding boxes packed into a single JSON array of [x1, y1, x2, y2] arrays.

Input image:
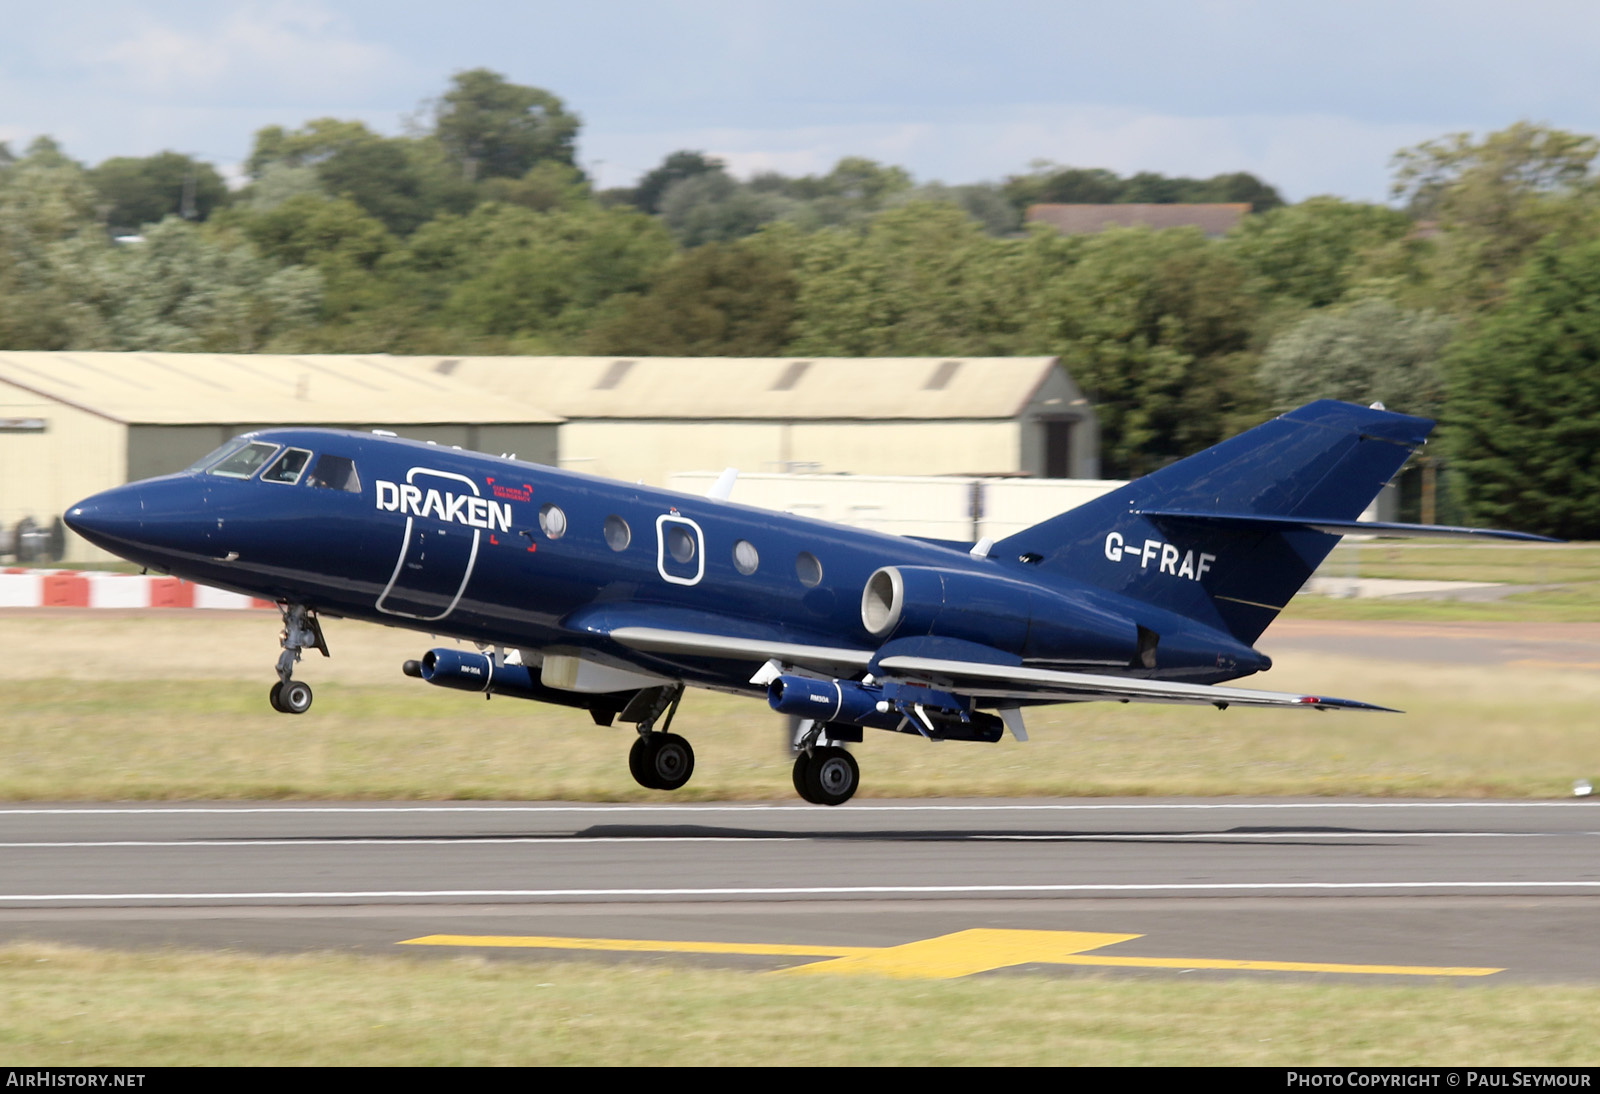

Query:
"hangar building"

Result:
[[0, 352, 1096, 562], [400, 355, 1097, 485]]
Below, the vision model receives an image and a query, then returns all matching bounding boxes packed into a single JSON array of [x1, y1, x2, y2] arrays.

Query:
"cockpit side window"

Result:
[[206, 441, 281, 480], [261, 447, 312, 485], [306, 454, 361, 493]]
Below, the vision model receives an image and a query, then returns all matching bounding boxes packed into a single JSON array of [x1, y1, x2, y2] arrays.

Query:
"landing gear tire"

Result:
[[802, 746, 858, 807], [629, 733, 695, 791], [629, 735, 660, 789], [273, 679, 313, 715], [792, 751, 814, 801]]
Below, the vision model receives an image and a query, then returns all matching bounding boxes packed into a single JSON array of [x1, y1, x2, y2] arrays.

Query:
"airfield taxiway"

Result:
[[2, 799, 1597, 982]]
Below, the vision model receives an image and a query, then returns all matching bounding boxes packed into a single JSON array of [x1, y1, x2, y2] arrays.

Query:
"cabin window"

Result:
[[261, 447, 312, 485], [666, 524, 696, 563], [733, 539, 759, 575], [796, 551, 823, 587], [207, 441, 280, 480], [604, 515, 631, 551], [306, 454, 361, 493], [540, 503, 567, 540]]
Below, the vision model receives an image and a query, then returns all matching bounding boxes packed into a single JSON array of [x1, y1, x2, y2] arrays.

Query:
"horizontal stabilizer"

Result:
[[1135, 510, 1560, 542]]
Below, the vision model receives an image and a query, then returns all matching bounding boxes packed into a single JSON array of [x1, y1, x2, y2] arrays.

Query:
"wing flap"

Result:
[[876, 655, 1399, 712]]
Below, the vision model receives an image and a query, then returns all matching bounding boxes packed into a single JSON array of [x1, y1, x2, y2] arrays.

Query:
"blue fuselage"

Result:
[[66, 428, 1268, 697]]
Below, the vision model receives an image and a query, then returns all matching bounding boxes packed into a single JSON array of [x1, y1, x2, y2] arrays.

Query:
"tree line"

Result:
[[1, 70, 1597, 535]]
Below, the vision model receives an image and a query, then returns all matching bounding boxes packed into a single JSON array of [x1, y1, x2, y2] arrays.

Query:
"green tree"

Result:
[[908, 182, 1021, 236], [422, 202, 673, 346], [88, 152, 229, 232], [245, 120, 474, 234], [1257, 298, 1454, 418], [49, 217, 321, 352], [233, 193, 413, 348], [588, 239, 798, 355], [787, 202, 1040, 356], [1030, 226, 1263, 476], [0, 138, 100, 348], [659, 172, 791, 247], [1391, 123, 1600, 303], [1445, 235, 1600, 538], [478, 162, 590, 213], [1229, 197, 1413, 308], [627, 151, 725, 215], [1005, 164, 1284, 215], [432, 68, 580, 181]]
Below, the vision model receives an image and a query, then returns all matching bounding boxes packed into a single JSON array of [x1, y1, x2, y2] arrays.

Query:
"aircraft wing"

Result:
[[875, 655, 1398, 712], [607, 625, 875, 675], [607, 625, 1394, 713]]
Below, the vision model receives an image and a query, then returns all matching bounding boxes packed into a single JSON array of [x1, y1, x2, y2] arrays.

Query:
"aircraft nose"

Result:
[[64, 484, 149, 552]]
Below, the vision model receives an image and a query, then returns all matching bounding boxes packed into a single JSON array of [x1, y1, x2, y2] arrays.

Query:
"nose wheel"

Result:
[[792, 746, 859, 806], [269, 603, 327, 714], [269, 679, 314, 714]]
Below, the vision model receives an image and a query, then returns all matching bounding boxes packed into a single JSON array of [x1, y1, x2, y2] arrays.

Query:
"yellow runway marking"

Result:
[[400, 928, 1503, 980], [774, 929, 1140, 978]]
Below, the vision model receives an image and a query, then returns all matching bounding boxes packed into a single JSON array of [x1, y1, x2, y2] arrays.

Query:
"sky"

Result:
[[4, 0, 1600, 203]]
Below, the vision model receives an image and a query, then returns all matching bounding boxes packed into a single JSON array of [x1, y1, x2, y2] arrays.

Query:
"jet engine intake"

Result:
[[860, 565, 1140, 664]]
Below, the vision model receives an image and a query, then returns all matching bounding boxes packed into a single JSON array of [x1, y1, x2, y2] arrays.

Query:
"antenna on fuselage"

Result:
[[707, 468, 739, 501]]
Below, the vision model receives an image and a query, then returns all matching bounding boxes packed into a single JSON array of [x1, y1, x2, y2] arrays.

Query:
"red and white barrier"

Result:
[[0, 569, 274, 610]]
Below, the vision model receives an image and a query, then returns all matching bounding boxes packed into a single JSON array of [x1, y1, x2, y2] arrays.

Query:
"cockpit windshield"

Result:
[[186, 437, 251, 473], [206, 441, 281, 480]]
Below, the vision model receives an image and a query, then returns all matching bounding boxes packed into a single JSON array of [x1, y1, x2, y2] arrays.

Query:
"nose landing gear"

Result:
[[269, 603, 328, 714]]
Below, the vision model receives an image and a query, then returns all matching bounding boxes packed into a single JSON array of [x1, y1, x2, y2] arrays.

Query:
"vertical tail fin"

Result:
[[996, 401, 1432, 644]]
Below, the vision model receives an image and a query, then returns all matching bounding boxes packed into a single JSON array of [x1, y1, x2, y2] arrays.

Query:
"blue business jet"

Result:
[[64, 400, 1546, 805]]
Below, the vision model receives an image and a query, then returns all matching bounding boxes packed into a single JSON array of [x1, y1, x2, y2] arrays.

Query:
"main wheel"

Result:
[[803, 746, 859, 806], [791, 751, 815, 803], [268, 681, 285, 713], [646, 733, 695, 791], [628, 735, 660, 789], [278, 679, 313, 715]]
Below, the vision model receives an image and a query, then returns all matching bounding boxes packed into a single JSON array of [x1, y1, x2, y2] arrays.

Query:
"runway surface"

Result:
[[2, 799, 1598, 982]]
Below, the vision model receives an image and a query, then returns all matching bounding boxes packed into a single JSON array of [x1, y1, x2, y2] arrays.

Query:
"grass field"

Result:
[[0, 612, 1596, 799], [3, 943, 1598, 1066]]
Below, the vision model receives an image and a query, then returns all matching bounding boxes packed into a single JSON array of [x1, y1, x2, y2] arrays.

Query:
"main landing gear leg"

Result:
[[625, 684, 694, 791], [791, 719, 860, 807], [268, 603, 327, 715]]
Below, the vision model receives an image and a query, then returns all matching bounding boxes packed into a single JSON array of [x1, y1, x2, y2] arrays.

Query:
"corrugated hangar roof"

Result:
[[415, 356, 1064, 420], [0, 353, 563, 425]]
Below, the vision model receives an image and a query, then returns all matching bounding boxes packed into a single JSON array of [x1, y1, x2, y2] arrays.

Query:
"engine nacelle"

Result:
[[860, 565, 1140, 664]]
